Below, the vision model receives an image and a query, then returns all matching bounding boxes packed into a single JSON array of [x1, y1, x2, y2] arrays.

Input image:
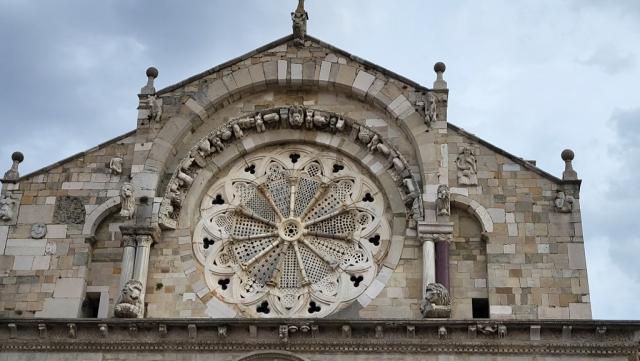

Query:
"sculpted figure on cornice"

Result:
[[421, 282, 451, 318], [456, 146, 478, 185], [436, 184, 450, 216], [0, 194, 18, 222], [554, 190, 574, 213], [119, 183, 136, 219], [114, 279, 144, 318]]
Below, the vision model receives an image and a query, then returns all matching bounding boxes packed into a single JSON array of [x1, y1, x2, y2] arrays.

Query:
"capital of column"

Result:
[[417, 222, 453, 244], [120, 225, 160, 242], [122, 235, 137, 248]]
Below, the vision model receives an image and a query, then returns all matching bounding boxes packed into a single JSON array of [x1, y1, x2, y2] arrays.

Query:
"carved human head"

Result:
[[0, 196, 16, 221]]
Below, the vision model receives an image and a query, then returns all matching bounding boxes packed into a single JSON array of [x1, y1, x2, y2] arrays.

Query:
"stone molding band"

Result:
[[1, 319, 638, 356], [159, 106, 422, 230]]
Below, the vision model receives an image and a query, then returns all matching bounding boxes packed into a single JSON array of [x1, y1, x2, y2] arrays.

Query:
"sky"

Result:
[[1, 0, 639, 320]]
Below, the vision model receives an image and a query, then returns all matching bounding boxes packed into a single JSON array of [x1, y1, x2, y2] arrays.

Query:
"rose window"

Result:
[[193, 144, 391, 318]]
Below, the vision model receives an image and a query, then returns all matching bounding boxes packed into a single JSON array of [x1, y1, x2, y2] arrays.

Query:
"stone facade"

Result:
[[1, 2, 635, 360]]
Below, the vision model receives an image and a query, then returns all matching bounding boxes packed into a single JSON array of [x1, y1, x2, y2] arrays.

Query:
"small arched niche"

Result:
[[449, 206, 488, 319]]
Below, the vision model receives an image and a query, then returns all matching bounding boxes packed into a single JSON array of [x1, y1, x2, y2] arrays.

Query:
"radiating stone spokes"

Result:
[[194, 145, 391, 317]]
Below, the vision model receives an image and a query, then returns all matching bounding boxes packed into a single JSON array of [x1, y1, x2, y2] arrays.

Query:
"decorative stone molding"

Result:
[[449, 192, 494, 233], [554, 190, 574, 213], [109, 157, 123, 175], [414, 93, 438, 128], [456, 146, 478, 185], [30, 223, 47, 239], [82, 196, 121, 241], [159, 106, 420, 231], [0, 319, 638, 357], [435, 184, 450, 216], [0, 193, 19, 223], [119, 182, 136, 219]]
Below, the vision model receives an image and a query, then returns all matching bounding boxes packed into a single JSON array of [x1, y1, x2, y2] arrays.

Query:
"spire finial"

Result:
[[140, 66, 158, 95], [433, 62, 447, 90], [2, 151, 24, 183], [561, 149, 578, 180], [291, 0, 309, 47]]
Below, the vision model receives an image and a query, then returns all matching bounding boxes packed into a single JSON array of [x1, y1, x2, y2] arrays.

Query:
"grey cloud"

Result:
[[578, 46, 636, 75]]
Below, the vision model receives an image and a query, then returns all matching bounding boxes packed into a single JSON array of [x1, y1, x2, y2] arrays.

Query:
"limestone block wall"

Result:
[[0, 133, 135, 318], [447, 130, 590, 320]]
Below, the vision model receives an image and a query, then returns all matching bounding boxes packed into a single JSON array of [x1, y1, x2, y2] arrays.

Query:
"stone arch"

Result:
[[449, 192, 494, 233], [82, 196, 121, 241], [235, 351, 311, 361], [148, 77, 430, 193], [159, 106, 418, 232], [167, 129, 410, 318]]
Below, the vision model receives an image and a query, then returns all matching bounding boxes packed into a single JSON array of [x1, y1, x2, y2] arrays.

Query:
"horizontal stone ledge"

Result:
[[0, 319, 638, 349]]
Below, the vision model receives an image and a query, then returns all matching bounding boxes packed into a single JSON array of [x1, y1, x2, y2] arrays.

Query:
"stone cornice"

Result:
[[1, 319, 638, 356]]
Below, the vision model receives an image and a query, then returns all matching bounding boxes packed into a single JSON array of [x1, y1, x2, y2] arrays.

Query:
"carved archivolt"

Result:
[[193, 145, 391, 318], [159, 106, 421, 230]]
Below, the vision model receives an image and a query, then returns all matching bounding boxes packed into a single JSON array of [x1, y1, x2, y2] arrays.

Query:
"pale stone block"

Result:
[[450, 187, 468, 196], [90, 173, 110, 183], [352, 70, 375, 95], [53, 277, 86, 299], [319, 61, 331, 83], [0, 226, 8, 255], [290, 63, 302, 83], [61, 182, 83, 190], [248, 63, 265, 84], [183, 293, 196, 301], [262, 61, 278, 83], [232, 68, 252, 90], [185, 98, 207, 120], [205, 297, 237, 317], [357, 292, 373, 307], [32, 255, 50, 270], [335, 64, 357, 89], [490, 305, 512, 315], [567, 243, 586, 269], [35, 297, 82, 318], [508, 223, 518, 236], [325, 53, 338, 62], [365, 279, 385, 299], [47, 225, 67, 239], [133, 142, 153, 151], [221, 73, 237, 93], [474, 278, 487, 288], [503, 244, 516, 254], [502, 163, 521, 171], [4, 239, 47, 256], [45, 196, 56, 205], [12, 255, 34, 270], [537, 244, 550, 254], [538, 306, 569, 319], [487, 208, 506, 223], [506, 212, 515, 223], [569, 303, 592, 319], [277, 60, 288, 84], [206, 79, 229, 102]]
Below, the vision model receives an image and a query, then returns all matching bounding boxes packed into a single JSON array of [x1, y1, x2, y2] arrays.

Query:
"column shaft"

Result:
[[119, 237, 137, 291], [422, 240, 436, 292], [435, 240, 450, 290]]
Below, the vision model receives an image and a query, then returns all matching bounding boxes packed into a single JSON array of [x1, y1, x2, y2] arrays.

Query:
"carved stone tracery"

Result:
[[194, 145, 391, 318], [158, 106, 421, 231]]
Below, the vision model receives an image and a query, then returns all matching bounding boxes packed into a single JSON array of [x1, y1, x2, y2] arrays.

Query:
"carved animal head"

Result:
[[120, 183, 134, 198], [425, 283, 451, 306], [437, 184, 449, 199], [120, 280, 143, 305]]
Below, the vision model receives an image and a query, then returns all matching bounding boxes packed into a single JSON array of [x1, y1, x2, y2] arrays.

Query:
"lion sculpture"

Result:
[[114, 279, 143, 318], [420, 283, 452, 318]]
